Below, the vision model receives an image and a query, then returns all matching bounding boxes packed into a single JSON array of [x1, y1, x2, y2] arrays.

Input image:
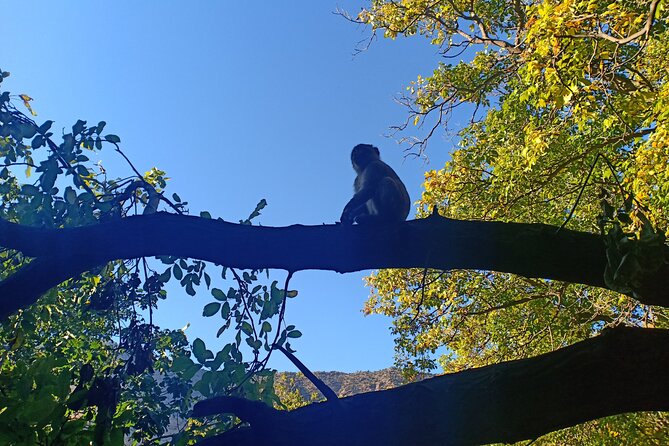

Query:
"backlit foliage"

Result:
[[0, 70, 298, 444], [360, 1, 669, 443]]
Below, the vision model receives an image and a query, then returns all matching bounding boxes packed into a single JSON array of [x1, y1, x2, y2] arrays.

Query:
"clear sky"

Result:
[[2, 1, 460, 372]]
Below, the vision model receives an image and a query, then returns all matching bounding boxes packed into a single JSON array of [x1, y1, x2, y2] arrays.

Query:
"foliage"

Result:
[[0, 70, 299, 444], [273, 375, 315, 411], [359, 0, 669, 443]]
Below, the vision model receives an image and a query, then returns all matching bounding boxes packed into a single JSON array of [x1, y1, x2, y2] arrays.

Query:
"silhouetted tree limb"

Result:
[[192, 327, 669, 446], [0, 212, 667, 319]]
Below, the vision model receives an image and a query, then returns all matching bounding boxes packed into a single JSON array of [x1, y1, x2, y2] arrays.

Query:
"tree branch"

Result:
[[0, 212, 667, 320], [192, 327, 669, 445]]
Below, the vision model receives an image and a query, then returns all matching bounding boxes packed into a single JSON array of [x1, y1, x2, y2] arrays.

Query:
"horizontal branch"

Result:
[[193, 327, 669, 445], [0, 212, 667, 319]]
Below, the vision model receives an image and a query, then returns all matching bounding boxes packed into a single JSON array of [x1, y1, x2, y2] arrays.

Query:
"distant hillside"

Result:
[[276, 368, 432, 402]]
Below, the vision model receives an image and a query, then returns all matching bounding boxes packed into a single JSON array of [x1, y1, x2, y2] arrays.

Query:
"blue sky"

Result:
[[2, 2, 461, 372]]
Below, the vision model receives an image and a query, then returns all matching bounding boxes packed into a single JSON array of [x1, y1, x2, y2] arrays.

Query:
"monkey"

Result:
[[340, 144, 410, 225]]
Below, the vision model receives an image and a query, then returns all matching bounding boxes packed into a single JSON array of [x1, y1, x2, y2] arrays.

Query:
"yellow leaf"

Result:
[[19, 94, 37, 116]]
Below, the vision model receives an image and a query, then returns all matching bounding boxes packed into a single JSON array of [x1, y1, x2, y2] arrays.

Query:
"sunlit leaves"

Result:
[[361, 0, 669, 441]]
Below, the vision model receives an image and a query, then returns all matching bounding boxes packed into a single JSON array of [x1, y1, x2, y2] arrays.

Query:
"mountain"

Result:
[[275, 367, 432, 402]]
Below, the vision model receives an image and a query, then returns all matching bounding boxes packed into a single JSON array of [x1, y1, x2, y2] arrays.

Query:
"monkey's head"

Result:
[[351, 144, 380, 173]]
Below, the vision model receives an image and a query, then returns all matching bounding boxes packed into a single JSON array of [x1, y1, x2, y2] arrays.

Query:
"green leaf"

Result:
[[171, 355, 195, 373], [39, 168, 58, 190], [287, 330, 302, 338], [205, 350, 227, 371], [21, 184, 40, 195], [248, 198, 268, 220], [240, 322, 254, 336], [221, 302, 231, 319], [72, 120, 86, 134], [64, 187, 77, 204], [76, 165, 88, 177], [192, 338, 213, 364], [246, 337, 262, 351], [211, 287, 225, 301], [158, 268, 171, 283], [105, 134, 121, 143], [173, 264, 183, 280], [203, 302, 221, 317]]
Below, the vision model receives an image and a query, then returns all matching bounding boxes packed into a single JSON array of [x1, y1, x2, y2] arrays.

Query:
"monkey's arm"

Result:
[[340, 179, 378, 224], [340, 199, 368, 224], [340, 163, 385, 224], [343, 186, 374, 210]]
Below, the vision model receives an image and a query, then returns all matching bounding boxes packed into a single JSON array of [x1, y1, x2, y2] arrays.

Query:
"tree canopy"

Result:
[[1, 0, 669, 444], [358, 0, 669, 443]]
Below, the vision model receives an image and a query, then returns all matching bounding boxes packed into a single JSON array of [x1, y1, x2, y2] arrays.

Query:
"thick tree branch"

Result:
[[0, 212, 667, 319], [193, 327, 669, 446]]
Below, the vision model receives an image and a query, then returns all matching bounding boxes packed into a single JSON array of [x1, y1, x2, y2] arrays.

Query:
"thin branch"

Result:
[[275, 344, 338, 402], [558, 0, 660, 44]]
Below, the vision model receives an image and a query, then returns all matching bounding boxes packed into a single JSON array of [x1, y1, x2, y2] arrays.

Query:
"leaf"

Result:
[[105, 134, 121, 143], [240, 322, 254, 336], [211, 288, 225, 301], [173, 264, 183, 280], [39, 169, 58, 190], [72, 120, 86, 135], [19, 94, 36, 116], [248, 198, 268, 220], [31, 134, 45, 148], [246, 338, 262, 351], [202, 302, 221, 317], [158, 268, 171, 283], [206, 350, 227, 371], [221, 302, 231, 319], [64, 187, 77, 204], [171, 355, 195, 373], [192, 338, 213, 364], [21, 184, 40, 195], [73, 160, 89, 174], [270, 281, 284, 303], [37, 120, 53, 135], [287, 330, 302, 338]]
